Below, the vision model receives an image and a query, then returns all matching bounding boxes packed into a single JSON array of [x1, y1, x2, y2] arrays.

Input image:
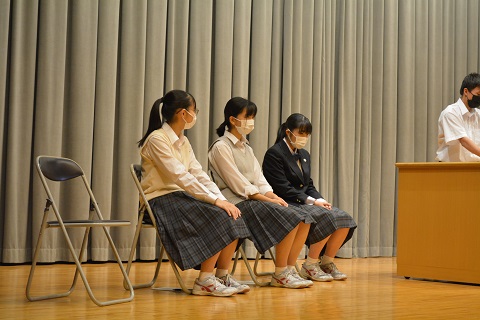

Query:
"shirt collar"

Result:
[[283, 138, 296, 154], [225, 130, 249, 147], [457, 98, 480, 118], [163, 123, 186, 147], [458, 98, 471, 117]]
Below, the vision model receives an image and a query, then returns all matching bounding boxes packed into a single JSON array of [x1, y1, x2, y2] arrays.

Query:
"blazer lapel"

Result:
[[279, 142, 304, 182], [298, 149, 309, 182]]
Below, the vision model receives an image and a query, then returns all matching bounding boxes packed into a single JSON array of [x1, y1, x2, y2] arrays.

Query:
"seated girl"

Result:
[[138, 90, 251, 296], [263, 113, 357, 281], [208, 97, 315, 289]]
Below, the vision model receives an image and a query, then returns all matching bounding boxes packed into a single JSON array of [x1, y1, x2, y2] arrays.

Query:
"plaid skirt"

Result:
[[236, 200, 315, 254], [290, 204, 357, 246], [149, 192, 251, 270]]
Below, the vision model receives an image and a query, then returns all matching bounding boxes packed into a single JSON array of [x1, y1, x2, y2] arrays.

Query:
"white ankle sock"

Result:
[[287, 265, 296, 271], [321, 255, 334, 265], [199, 272, 213, 281], [275, 266, 287, 275], [215, 269, 229, 278], [305, 256, 319, 265]]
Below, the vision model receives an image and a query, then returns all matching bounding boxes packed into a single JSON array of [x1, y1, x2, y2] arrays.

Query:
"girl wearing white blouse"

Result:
[[208, 97, 315, 289], [138, 90, 251, 297]]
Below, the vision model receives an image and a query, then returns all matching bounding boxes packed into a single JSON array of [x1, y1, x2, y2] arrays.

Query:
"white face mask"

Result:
[[183, 110, 197, 130], [287, 129, 309, 149], [233, 117, 255, 135]]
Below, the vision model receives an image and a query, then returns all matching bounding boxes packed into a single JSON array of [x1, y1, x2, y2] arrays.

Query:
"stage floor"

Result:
[[2, 257, 479, 319]]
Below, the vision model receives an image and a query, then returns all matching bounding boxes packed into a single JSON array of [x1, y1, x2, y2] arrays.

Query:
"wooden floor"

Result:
[[2, 257, 480, 319]]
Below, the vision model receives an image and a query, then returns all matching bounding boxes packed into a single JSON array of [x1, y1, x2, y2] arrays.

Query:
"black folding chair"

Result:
[[26, 156, 134, 306]]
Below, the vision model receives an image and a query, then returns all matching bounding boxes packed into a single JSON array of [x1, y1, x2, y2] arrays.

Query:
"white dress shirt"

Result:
[[436, 98, 480, 162], [208, 131, 273, 203], [140, 123, 226, 204]]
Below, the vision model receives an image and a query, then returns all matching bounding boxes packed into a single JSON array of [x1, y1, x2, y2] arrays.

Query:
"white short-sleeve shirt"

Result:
[[436, 98, 480, 162]]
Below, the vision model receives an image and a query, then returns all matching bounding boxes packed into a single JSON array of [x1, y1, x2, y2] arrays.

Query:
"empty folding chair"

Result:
[[26, 156, 134, 306]]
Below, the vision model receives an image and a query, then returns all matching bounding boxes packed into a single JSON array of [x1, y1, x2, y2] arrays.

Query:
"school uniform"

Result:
[[140, 124, 250, 270], [262, 140, 357, 246], [208, 131, 314, 254]]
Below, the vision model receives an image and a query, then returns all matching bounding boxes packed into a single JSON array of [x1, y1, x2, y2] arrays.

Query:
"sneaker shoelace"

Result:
[[222, 274, 239, 287], [211, 276, 229, 290]]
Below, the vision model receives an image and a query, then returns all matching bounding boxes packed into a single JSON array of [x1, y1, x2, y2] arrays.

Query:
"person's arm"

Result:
[[209, 141, 287, 206], [442, 111, 480, 157], [145, 135, 220, 204], [208, 141, 261, 198], [186, 142, 227, 201], [262, 147, 309, 204], [459, 136, 480, 157]]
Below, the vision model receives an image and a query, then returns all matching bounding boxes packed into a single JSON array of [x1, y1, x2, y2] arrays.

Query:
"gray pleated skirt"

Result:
[[149, 191, 251, 270], [236, 199, 315, 254], [290, 204, 357, 246]]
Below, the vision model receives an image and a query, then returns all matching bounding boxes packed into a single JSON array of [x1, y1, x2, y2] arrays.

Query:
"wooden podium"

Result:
[[396, 162, 480, 284]]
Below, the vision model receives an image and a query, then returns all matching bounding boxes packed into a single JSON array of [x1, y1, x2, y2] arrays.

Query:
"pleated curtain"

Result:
[[1, 0, 479, 263]]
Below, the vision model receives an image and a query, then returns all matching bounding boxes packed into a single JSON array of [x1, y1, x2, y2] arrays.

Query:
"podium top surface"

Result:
[[395, 162, 480, 169]]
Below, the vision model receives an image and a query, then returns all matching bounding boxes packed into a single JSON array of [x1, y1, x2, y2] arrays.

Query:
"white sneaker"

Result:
[[300, 262, 334, 282], [320, 262, 348, 280], [219, 274, 251, 294], [290, 269, 314, 287], [270, 269, 310, 289], [192, 275, 238, 297]]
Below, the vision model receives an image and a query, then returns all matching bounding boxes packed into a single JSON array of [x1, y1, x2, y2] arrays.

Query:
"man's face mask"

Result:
[[468, 91, 480, 109]]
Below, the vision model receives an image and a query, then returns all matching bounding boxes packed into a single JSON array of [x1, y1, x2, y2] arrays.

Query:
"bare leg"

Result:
[[274, 225, 299, 267], [287, 222, 311, 266], [308, 236, 330, 259], [216, 240, 238, 270], [200, 251, 221, 272], [324, 228, 349, 258]]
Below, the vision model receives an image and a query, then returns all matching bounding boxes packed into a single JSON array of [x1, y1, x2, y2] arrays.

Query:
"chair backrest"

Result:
[[36, 155, 104, 220], [132, 164, 142, 183], [130, 164, 155, 225], [37, 156, 83, 181]]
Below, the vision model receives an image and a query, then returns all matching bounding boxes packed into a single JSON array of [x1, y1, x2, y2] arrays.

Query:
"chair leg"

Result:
[[231, 249, 241, 275], [254, 248, 276, 277], [26, 217, 75, 301], [124, 215, 162, 290], [234, 247, 270, 287], [27, 209, 134, 306], [161, 246, 192, 295]]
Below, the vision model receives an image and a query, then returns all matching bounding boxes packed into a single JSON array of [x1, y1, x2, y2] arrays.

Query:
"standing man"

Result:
[[436, 73, 480, 162]]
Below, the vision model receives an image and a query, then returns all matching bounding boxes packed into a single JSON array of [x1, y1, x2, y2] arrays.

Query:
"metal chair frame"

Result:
[[125, 164, 191, 294], [26, 156, 134, 306]]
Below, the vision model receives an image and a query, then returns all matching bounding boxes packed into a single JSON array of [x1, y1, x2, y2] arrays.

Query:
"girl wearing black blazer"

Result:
[[263, 113, 357, 281]]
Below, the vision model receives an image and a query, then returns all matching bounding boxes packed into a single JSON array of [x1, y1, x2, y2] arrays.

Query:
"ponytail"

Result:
[[217, 97, 257, 137], [274, 113, 313, 145], [138, 90, 196, 147], [216, 121, 228, 137], [138, 98, 164, 147], [275, 122, 289, 144]]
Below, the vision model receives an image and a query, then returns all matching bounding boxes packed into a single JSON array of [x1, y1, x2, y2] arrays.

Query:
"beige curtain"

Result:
[[1, 0, 479, 263]]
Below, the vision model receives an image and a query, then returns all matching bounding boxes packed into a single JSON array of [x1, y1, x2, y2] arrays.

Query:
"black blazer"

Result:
[[263, 141, 322, 205]]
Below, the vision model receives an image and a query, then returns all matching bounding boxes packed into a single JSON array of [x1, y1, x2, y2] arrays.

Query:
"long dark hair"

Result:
[[138, 90, 196, 147], [275, 113, 313, 144], [216, 97, 257, 136]]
